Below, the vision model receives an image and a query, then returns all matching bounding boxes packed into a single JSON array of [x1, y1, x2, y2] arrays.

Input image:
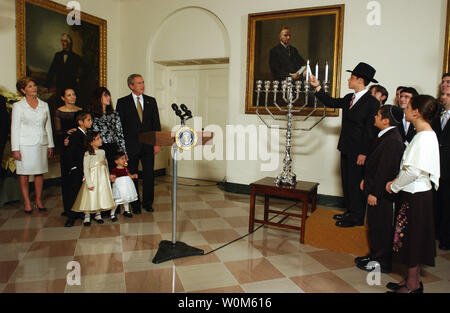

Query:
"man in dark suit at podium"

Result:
[[309, 62, 380, 227], [269, 27, 306, 82], [116, 74, 161, 214]]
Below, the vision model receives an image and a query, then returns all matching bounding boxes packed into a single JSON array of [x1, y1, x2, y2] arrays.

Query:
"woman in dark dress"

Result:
[[386, 95, 441, 293], [89, 87, 127, 170], [55, 88, 83, 216]]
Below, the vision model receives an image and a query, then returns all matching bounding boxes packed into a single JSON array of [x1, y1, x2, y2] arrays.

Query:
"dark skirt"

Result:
[[393, 190, 436, 267]]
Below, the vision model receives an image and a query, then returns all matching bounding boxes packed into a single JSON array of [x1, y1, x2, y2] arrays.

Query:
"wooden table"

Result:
[[248, 177, 319, 243]]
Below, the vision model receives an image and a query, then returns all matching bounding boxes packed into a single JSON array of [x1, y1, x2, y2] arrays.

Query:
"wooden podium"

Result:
[[139, 130, 213, 264]]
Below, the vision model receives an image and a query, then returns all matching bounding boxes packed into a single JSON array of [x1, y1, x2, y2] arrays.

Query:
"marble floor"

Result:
[[0, 177, 449, 293]]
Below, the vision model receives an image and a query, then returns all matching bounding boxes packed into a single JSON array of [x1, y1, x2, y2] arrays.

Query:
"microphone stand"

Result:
[[152, 105, 203, 264]]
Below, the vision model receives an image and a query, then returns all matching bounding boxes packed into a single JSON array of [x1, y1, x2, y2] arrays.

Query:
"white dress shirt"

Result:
[[132, 93, 144, 112], [350, 88, 368, 108]]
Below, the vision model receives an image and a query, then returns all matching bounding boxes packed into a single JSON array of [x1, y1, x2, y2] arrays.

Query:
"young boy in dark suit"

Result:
[[355, 105, 405, 273], [309, 62, 380, 227], [64, 111, 92, 227]]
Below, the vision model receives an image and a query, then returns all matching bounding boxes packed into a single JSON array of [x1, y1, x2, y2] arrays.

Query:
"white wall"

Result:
[[118, 0, 447, 196]]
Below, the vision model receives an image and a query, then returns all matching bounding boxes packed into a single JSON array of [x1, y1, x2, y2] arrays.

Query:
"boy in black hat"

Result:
[[355, 105, 405, 273], [309, 62, 380, 227]]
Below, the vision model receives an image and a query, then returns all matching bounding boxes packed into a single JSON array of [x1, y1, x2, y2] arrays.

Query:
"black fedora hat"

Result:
[[347, 62, 378, 83]]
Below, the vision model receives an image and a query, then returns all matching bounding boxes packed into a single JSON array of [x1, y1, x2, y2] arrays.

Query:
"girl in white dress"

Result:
[[110, 151, 138, 220], [71, 131, 115, 226]]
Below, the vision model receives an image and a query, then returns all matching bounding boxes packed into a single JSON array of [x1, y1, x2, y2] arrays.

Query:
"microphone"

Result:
[[171, 103, 182, 117], [180, 104, 192, 118]]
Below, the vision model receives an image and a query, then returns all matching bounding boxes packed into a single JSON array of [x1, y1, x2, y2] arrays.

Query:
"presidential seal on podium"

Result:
[[175, 126, 197, 150]]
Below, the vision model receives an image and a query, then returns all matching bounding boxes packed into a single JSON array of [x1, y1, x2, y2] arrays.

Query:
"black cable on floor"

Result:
[[203, 201, 300, 255]]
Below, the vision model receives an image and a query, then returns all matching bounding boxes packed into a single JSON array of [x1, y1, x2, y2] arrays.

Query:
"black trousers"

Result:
[[340, 153, 366, 221], [367, 198, 394, 265], [127, 145, 155, 209], [67, 169, 83, 220], [60, 147, 72, 214], [435, 179, 450, 245]]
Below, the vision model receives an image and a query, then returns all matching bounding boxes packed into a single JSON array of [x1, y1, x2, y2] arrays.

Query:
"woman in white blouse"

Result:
[[386, 95, 441, 293], [11, 77, 54, 213]]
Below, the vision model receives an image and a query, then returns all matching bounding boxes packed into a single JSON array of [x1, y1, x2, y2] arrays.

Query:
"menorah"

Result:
[[255, 64, 329, 186]]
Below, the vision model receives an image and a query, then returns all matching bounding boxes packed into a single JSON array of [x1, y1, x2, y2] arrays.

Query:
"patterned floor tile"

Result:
[[0, 260, 19, 283], [73, 253, 123, 276], [224, 258, 285, 284], [176, 263, 238, 292], [3, 279, 67, 293], [290, 272, 359, 293], [306, 250, 356, 270], [241, 277, 303, 293], [125, 268, 184, 292], [24, 240, 77, 259]]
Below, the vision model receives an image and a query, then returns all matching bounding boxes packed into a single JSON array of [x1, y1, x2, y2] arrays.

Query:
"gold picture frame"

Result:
[[245, 5, 344, 116], [16, 0, 107, 106], [443, 0, 450, 74]]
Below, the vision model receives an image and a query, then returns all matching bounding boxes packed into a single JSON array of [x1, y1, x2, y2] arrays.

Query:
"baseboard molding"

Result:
[[224, 181, 345, 209]]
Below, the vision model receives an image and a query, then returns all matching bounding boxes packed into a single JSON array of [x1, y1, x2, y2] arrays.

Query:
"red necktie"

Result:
[[349, 94, 355, 109]]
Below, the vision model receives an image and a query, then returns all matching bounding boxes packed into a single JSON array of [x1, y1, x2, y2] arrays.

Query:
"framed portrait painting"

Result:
[[245, 5, 344, 116], [443, 0, 450, 74], [16, 0, 107, 109]]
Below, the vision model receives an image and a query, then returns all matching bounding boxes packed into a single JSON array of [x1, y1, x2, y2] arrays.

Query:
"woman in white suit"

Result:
[[11, 77, 54, 213]]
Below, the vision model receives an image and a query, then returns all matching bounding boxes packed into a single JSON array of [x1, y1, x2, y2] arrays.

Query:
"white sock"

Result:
[[110, 208, 116, 217], [123, 203, 130, 213], [84, 214, 90, 223], [94, 212, 102, 220]]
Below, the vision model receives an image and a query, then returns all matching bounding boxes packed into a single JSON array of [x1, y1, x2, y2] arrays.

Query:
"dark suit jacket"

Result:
[[397, 119, 416, 143], [116, 94, 161, 156], [315, 89, 380, 156], [66, 128, 87, 174], [0, 95, 8, 158], [269, 43, 306, 81], [363, 127, 405, 200], [46, 50, 82, 90], [432, 116, 450, 181]]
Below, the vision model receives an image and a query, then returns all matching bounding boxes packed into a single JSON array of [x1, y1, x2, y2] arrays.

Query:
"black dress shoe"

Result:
[[356, 260, 392, 273], [24, 209, 33, 214], [123, 212, 133, 218], [132, 208, 141, 214], [111, 215, 118, 222], [61, 212, 68, 217], [65, 219, 75, 227], [333, 212, 351, 221], [144, 206, 154, 212], [83, 221, 91, 227], [386, 282, 423, 293], [335, 219, 363, 227], [94, 218, 104, 224], [37, 207, 47, 212], [439, 242, 450, 250], [354, 254, 372, 264]]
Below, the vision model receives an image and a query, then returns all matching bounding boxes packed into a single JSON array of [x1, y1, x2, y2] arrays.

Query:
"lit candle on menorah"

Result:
[[255, 60, 330, 186]]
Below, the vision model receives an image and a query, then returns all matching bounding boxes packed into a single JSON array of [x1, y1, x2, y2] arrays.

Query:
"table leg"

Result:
[[311, 188, 318, 213], [264, 195, 269, 222], [300, 196, 307, 244], [249, 188, 256, 233]]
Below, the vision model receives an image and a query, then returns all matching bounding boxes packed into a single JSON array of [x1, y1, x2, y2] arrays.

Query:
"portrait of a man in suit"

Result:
[[45, 33, 83, 99]]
